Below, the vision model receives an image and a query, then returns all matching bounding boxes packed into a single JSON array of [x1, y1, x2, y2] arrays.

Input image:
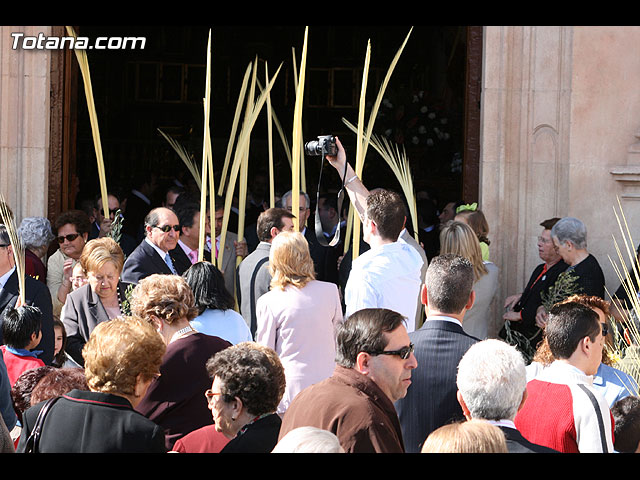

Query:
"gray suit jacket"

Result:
[[237, 241, 272, 335], [216, 231, 242, 299], [62, 281, 132, 366]]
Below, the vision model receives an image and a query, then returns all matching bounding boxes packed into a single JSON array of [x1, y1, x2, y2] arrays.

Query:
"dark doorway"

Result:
[[50, 25, 481, 220]]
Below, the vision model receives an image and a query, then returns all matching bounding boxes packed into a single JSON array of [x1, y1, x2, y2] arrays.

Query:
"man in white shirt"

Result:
[[325, 137, 423, 330]]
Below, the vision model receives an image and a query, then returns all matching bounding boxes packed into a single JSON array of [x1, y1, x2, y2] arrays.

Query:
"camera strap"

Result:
[[314, 156, 348, 248]]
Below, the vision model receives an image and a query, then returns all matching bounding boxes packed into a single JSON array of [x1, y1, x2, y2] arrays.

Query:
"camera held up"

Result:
[[304, 135, 338, 157]]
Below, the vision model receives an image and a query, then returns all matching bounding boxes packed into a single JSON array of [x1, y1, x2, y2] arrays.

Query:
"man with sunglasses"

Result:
[[278, 308, 417, 453], [514, 301, 614, 453], [395, 253, 479, 453], [121, 207, 187, 285]]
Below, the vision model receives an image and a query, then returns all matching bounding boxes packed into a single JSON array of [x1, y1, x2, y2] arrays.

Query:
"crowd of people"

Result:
[[1, 137, 640, 454]]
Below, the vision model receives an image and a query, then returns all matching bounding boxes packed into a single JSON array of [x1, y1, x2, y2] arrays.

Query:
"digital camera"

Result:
[[304, 135, 338, 157]]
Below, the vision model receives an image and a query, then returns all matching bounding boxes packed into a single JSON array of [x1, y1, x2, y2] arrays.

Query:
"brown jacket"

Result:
[[278, 365, 405, 453]]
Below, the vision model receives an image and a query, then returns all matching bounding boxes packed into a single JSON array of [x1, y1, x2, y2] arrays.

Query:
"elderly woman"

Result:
[[183, 261, 252, 345], [18, 217, 55, 284], [47, 210, 91, 318], [255, 231, 343, 415], [130, 274, 231, 451], [551, 217, 605, 299], [61, 237, 130, 366], [440, 221, 499, 339], [206, 342, 285, 453], [16, 316, 166, 453]]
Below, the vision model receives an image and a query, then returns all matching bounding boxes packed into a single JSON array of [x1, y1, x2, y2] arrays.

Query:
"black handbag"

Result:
[[23, 396, 60, 453]]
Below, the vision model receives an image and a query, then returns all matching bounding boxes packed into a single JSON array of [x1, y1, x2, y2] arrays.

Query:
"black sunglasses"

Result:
[[153, 224, 181, 233], [368, 343, 414, 360], [601, 322, 609, 337], [57, 233, 80, 244]]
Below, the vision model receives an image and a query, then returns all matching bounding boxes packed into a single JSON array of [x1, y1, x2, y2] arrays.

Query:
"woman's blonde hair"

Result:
[[130, 274, 199, 325], [80, 237, 125, 274], [439, 221, 488, 280], [82, 316, 165, 396], [421, 419, 508, 453], [269, 231, 316, 290]]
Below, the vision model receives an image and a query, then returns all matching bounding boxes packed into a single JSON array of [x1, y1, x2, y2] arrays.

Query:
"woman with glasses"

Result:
[[255, 231, 343, 415], [204, 342, 285, 453], [61, 237, 131, 366], [46, 210, 91, 318], [130, 274, 231, 451], [17, 316, 167, 453]]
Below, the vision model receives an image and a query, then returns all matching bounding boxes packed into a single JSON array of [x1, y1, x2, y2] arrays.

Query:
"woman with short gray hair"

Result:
[[550, 217, 605, 299], [18, 217, 55, 284]]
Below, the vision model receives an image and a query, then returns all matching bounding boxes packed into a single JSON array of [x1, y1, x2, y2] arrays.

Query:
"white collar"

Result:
[[425, 315, 463, 327], [131, 189, 151, 205], [488, 419, 517, 430], [0, 266, 16, 289], [145, 237, 169, 257]]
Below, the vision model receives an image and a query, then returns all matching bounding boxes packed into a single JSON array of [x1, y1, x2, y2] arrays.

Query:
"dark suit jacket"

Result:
[[62, 281, 132, 366], [395, 318, 479, 453], [499, 425, 558, 453], [0, 270, 54, 365], [121, 239, 187, 285], [16, 389, 166, 453], [304, 226, 341, 285]]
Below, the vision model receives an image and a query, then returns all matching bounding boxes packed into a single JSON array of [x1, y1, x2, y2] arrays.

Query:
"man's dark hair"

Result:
[[53, 210, 91, 235], [0, 224, 9, 245], [540, 217, 561, 230], [612, 396, 640, 453], [335, 308, 406, 368], [256, 208, 295, 242], [183, 261, 235, 314], [173, 201, 200, 232], [425, 254, 474, 314], [2, 305, 42, 349], [365, 189, 406, 241], [545, 301, 601, 359]]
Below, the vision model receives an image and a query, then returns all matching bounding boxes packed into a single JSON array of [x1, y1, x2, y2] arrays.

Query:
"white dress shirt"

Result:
[[345, 240, 423, 332]]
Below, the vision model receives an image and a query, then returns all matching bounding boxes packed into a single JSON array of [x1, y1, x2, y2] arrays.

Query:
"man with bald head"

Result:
[[121, 207, 187, 284]]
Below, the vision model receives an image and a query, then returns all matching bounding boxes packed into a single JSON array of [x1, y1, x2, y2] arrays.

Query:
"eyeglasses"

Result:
[[0, 244, 9, 248], [368, 343, 414, 360], [601, 323, 609, 337], [57, 233, 80, 244], [204, 389, 222, 403], [153, 224, 181, 233], [537, 236, 552, 244]]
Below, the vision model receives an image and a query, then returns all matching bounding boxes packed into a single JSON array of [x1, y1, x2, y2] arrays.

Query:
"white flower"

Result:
[[420, 106, 428, 114], [428, 112, 436, 120]]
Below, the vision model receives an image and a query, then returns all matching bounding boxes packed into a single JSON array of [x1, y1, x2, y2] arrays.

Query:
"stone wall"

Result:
[[0, 26, 52, 223], [481, 26, 640, 330]]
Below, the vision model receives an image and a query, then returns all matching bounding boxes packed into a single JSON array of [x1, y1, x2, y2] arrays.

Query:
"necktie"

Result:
[[165, 253, 178, 274]]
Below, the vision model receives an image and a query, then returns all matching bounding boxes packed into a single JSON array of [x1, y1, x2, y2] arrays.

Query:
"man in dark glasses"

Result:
[[395, 253, 479, 453], [121, 207, 187, 285], [278, 308, 416, 453]]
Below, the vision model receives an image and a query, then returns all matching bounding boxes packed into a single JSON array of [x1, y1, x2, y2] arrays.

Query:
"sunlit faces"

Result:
[[552, 236, 571, 264], [537, 228, 560, 264], [54, 324, 64, 356], [57, 223, 87, 260], [148, 209, 180, 252], [71, 263, 88, 291], [214, 209, 224, 239], [0, 243, 13, 274], [280, 216, 295, 233], [366, 325, 418, 403], [284, 194, 310, 232], [87, 261, 120, 301], [207, 376, 235, 437], [586, 308, 608, 376]]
